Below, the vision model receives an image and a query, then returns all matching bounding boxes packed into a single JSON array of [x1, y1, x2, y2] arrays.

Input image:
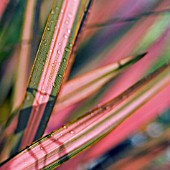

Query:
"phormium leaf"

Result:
[[11, 0, 92, 154], [12, 0, 39, 111], [2, 62, 170, 169], [45, 53, 145, 133]]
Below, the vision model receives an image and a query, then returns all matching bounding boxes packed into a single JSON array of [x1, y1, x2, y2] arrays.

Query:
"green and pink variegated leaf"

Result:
[[13, 0, 40, 111], [82, 25, 170, 162], [1, 62, 170, 169], [57, 32, 170, 170], [11, 0, 93, 154], [78, 0, 170, 77], [56, 54, 145, 110], [55, 3, 170, 168], [45, 53, 145, 134]]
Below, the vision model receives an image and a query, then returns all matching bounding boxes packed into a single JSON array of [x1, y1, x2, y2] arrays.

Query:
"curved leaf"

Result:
[[1, 63, 170, 169], [45, 53, 145, 133]]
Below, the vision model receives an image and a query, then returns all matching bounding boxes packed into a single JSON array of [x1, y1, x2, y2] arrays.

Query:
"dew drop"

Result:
[[51, 10, 55, 15], [70, 130, 74, 134], [65, 47, 70, 52], [43, 40, 47, 45], [64, 34, 68, 39], [67, 29, 71, 33], [63, 125, 67, 129], [63, 58, 67, 62], [61, 9, 64, 13], [69, 43, 73, 47], [26, 95, 30, 100], [105, 106, 110, 110], [47, 27, 50, 31], [65, 20, 69, 25], [49, 75, 53, 80], [41, 87, 46, 93], [58, 74, 62, 78], [58, 42, 62, 46], [40, 147, 43, 150], [50, 133, 54, 137], [57, 50, 61, 54], [68, 13, 72, 18]]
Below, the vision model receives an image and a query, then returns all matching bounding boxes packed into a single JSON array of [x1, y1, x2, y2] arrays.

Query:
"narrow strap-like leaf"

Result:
[[87, 8, 170, 28], [12, 0, 92, 154], [54, 53, 145, 111], [45, 53, 145, 133], [12, 0, 39, 111], [2, 63, 170, 169]]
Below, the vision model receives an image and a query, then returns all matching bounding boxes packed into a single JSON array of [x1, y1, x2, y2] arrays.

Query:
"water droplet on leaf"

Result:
[[65, 47, 70, 52], [68, 13, 72, 18], [57, 50, 61, 55], [26, 95, 30, 100], [65, 20, 69, 25], [51, 10, 55, 14], [70, 130, 74, 134], [63, 125, 67, 129], [64, 34, 68, 38], [50, 133, 54, 137]]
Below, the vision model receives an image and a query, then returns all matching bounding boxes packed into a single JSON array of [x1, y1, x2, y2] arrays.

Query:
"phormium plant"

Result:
[[0, 0, 170, 169]]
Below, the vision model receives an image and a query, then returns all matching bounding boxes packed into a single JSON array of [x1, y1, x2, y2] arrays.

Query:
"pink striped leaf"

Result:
[[11, 0, 92, 154], [45, 53, 145, 133], [2, 62, 170, 169], [84, 26, 170, 160], [54, 53, 145, 111]]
